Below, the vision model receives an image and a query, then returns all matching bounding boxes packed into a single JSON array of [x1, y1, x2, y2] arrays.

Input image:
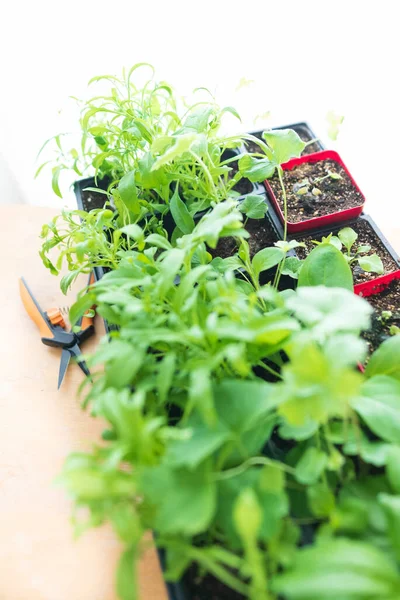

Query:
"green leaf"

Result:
[[298, 244, 353, 290], [151, 132, 197, 170], [272, 538, 400, 599], [238, 155, 276, 182], [119, 171, 140, 214], [140, 462, 216, 535], [281, 257, 303, 279], [354, 375, 400, 443], [378, 493, 400, 560], [116, 546, 137, 600], [387, 446, 400, 493], [366, 336, 400, 380], [338, 226, 358, 251], [213, 379, 278, 435], [170, 187, 195, 234], [262, 129, 306, 164], [166, 414, 230, 469], [234, 488, 262, 541], [251, 247, 284, 278], [239, 194, 268, 219], [144, 233, 172, 250], [358, 253, 384, 274], [51, 166, 62, 198], [295, 447, 328, 485], [69, 290, 97, 326], [307, 482, 335, 518]]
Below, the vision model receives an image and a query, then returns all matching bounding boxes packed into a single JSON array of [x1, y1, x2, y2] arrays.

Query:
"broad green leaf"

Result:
[[166, 413, 230, 469], [262, 129, 306, 165], [298, 244, 353, 290], [119, 171, 140, 214], [238, 155, 276, 182], [387, 446, 400, 493], [354, 375, 400, 443], [307, 482, 335, 517], [120, 223, 144, 243], [140, 462, 216, 535], [234, 487, 262, 541], [214, 379, 278, 434], [69, 290, 97, 326], [189, 367, 215, 426], [358, 253, 384, 274], [239, 194, 268, 219], [295, 447, 328, 485], [272, 538, 400, 599], [286, 286, 372, 341], [366, 336, 400, 380], [338, 227, 358, 251], [170, 187, 195, 234], [251, 247, 284, 278]]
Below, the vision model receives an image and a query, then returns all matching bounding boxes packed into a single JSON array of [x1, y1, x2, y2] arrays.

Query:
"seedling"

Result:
[[293, 169, 342, 198], [315, 226, 384, 275]]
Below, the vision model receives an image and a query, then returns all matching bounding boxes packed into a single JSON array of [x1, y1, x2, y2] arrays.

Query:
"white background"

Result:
[[0, 0, 399, 228]]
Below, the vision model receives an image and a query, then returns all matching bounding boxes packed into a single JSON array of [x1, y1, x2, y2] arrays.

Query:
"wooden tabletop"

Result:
[[0, 205, 168, 600], [0, 205, 398, 600]]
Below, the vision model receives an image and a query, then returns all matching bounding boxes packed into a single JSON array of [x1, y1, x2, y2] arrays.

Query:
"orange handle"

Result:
[[80, 271, 96, 331], [19, 278, 54, 339]]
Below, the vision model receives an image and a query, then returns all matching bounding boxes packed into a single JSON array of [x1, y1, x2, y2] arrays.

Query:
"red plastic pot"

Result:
[[264, 150, 366, 234]]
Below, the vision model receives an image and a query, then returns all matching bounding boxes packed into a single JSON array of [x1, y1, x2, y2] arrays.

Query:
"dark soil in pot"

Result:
[[294, 219, 399, 284], [268, 159, 364, 222], [182, 565, 245, 600], [362, 279, 400, 353], [228, 160, 254, 195], [210, 217, 278, 259]]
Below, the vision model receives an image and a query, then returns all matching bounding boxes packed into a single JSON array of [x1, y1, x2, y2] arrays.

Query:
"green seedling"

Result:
[[316, 227, 384, 275]]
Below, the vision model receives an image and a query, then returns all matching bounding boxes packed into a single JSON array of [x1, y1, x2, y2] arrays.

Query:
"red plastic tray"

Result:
[[264, 150, 366, 233], [354, 270, 400, 298]]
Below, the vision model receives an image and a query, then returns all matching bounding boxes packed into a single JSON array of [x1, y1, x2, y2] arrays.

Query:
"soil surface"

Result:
[[183, 564, 245, 600], [245, 127, 320, 156], [268, 159, 364, 223], [210, 216, 278, 259], [228, 160, 254, 195], [295, 219, 399, 284], [362, 279, 400, 353], [80, 188, 109, 211]]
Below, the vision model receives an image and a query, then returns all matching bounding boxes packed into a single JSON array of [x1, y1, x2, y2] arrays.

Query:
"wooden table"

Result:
[[0, 205, 168, 600], [0, 205, 399, 600]]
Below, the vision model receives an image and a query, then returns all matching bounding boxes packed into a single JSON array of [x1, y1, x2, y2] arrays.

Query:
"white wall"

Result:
[[1, 0, 399, 228]]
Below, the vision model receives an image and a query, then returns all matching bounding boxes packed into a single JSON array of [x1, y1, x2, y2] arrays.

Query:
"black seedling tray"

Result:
[[74, 176, 110, 212]]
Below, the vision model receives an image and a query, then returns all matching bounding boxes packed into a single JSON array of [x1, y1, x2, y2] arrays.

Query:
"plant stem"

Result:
[[215, 456, 295, 481], [277, 167, 287, 241]]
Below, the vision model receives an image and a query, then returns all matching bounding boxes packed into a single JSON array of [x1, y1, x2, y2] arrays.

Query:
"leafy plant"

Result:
[[316, 226, 384, 275], [37, 66, 400, 600]]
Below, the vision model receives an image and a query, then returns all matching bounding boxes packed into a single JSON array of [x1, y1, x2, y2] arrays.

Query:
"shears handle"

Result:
[[19, 277, 54, 339]]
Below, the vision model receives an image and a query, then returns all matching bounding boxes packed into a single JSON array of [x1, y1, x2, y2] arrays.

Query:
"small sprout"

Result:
[[381, 310, 393, 321], [328, 170, 342, 181], [390, 325, 400, 336], [293, 179, 310, 196], [312, 187, 322, 196]]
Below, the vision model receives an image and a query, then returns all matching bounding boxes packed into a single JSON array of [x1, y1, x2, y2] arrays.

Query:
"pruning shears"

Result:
[[19, 273, 96, 389]]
